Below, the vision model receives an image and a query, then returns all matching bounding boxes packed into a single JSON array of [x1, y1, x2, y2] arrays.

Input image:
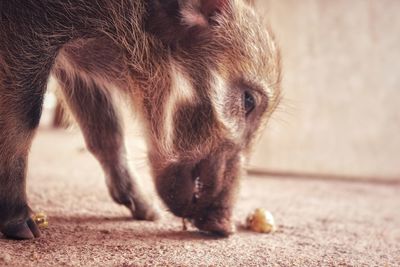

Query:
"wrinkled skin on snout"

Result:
[[151, 144, 242, 236]]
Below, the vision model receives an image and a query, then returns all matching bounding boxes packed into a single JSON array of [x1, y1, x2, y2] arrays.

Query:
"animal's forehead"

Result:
[[209, 8, 280, 94], [172, 2, 280, 98]]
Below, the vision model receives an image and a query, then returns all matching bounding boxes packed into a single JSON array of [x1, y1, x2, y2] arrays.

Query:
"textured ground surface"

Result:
[[1, 130, 399, 267]]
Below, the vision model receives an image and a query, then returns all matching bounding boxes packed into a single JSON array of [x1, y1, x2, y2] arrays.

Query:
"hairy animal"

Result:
[[0, 0, 281, 239]]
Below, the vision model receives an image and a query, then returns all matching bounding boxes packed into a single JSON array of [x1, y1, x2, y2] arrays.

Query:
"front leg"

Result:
[[53, 66, 159, 221], [0, 67, 47, 239], [103, 157, 158, 220]]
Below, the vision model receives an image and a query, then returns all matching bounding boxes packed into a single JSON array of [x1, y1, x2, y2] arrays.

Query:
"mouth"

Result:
[[191, 162, 204, 205], [158, 159, 208, 218], [156, 156, 236, 236]]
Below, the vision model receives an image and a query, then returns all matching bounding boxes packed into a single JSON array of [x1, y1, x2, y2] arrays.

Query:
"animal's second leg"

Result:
[[53, 68, 159, 221]]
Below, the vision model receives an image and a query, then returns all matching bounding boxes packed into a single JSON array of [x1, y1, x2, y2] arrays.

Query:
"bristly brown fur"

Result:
[[0, 0, 281, 239]]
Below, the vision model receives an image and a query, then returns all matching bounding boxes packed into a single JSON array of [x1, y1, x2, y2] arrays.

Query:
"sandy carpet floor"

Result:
[[1, 130, 399, 266]]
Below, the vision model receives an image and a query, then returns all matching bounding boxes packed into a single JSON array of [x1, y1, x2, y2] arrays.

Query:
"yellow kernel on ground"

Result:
[[32, 212, 49, 228], [246, 208, 276, 233]]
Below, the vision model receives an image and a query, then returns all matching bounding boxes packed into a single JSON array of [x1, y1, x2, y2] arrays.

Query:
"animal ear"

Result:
[[146, 0, 230, 45], [181, 0, 230, 27]]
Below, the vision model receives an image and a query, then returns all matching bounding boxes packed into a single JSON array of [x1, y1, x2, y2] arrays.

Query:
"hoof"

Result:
[[1, 218, 41, 240], [132, 205, 161, 221]]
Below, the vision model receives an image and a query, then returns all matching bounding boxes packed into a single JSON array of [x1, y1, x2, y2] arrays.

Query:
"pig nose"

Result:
[[193, 215, 235, 237]]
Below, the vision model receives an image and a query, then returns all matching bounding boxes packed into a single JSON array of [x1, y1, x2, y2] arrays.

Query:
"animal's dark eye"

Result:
[[244, 91, 256, 116]]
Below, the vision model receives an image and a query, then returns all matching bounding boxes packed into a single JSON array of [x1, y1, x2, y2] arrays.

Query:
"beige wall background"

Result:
[[250, 0, 400, 179]]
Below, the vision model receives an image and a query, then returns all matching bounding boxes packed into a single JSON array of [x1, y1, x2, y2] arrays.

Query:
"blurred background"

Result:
[[249, 0, 400, 181], [41, 0, 400, 182]]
